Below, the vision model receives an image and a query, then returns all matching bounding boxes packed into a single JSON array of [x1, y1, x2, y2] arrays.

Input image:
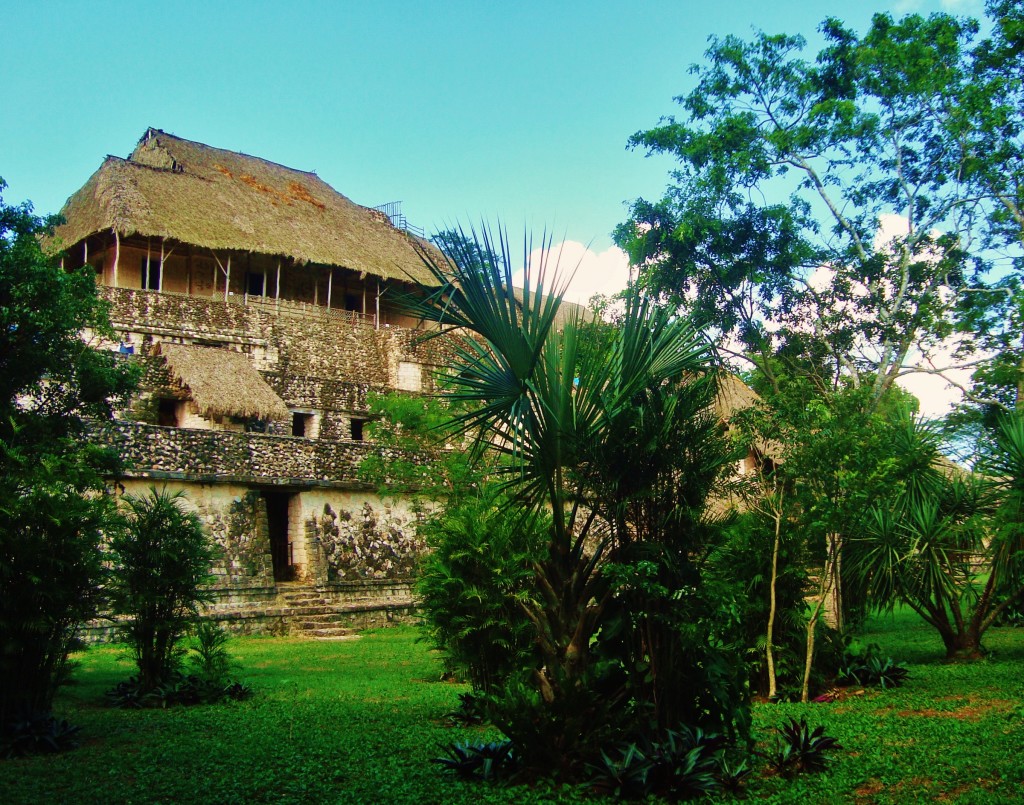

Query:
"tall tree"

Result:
[[948, 0, 1024, 425], [616, 10, 986, 410], [0, 181, 137, 727]]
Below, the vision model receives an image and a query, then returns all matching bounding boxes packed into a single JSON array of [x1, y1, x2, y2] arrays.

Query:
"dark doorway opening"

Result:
[[292, 412, 311, 437], [263, 491, 294, 582], [157, 398, 178, 427]]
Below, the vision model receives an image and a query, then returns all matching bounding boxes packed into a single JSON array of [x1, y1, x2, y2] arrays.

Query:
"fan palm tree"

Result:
[[856, 412, 1024, 658], [403, 228, 742, 766]]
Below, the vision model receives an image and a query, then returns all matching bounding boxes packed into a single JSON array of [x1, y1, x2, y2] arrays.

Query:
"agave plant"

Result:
[[768, 717, 842, 776], [432, 740, 517, 781], [836, 643, 909, 689]]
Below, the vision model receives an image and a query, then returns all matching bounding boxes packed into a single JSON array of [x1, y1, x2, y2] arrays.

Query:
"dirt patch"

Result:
[[854, 778, 884, 800], [897, 698, 1015, 720]]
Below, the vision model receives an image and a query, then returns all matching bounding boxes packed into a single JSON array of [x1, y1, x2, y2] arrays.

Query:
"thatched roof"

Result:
[[53, 128, 440, 285], [715, 372, 762, 421], [714, 373, 784, 461], [155, 343, 290, 422]]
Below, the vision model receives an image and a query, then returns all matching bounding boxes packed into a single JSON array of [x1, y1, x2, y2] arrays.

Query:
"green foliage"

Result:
[[856, 410, 1024, 658], [836, 642, 909, 689], [416, 488, 544, 691], [432, 740, 517, 781], [767, 717, 843, 777], [0, 182, 138, 730], [401, 226, 749, 777], [0, 711, 80, 759], [619, 11, 983, 407], [587, 726, 727, 801], [445, 691, 487, 727], [106, 488, 216, 692], [359, 392, 474, 503], [710, 511, 813, 695]]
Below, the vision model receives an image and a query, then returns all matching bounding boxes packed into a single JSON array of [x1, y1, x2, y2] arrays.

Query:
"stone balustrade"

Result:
[[92, 420, 425, 486]]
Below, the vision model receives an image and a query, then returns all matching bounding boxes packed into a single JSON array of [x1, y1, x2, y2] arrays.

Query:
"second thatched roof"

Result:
[[53, 128, 441, 285], [156, 343, 290, 422]]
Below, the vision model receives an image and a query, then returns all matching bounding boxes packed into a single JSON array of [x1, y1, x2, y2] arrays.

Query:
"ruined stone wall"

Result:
[[101, 287, 447, 399], [94, 420, 428, 484], [116, 478, 423, 588], [119, 479, 275, 592], [303, 496, 426, 584]]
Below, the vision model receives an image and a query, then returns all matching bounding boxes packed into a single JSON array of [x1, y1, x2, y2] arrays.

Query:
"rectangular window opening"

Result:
[[246, 271, 266, 297], [157, 398, 178, 427], [141, 256, 161, 291], [292, 412, 311, 438], [350, 418, 366, 441]]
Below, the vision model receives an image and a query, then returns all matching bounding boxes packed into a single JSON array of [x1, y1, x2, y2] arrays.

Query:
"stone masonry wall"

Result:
[[306, 501, 425, 583], [101, 287, 447, 394], [94, 420, 428, 485]]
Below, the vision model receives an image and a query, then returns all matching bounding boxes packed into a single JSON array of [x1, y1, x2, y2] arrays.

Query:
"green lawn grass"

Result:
[[1, 614, 1022, 804]]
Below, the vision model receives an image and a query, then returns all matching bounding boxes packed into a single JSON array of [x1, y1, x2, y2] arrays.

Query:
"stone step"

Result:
[[302, 626, 354, 638], [297, 618, 341, 628], [281, 595, 328, 605]]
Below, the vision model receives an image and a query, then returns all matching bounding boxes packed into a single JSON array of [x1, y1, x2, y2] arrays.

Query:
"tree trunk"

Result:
[[944, 628, 986, 661], [766, 502, 782, 700], [802, 548, 836, 703]]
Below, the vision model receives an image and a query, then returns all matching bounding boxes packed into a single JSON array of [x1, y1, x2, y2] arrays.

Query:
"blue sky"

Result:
[[2, 0, 981, 255]]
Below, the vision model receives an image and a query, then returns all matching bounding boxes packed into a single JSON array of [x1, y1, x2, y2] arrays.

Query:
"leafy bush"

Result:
[[107, 621, 252, 708], [433, 740, 517, 781], [446, 692, 488, 727], [106, 488, 216, 693], [417, 488, 545, 692], [106, 671, 253, 709], [767, 717, 842, 777], [587, 726, 727, 800], [188, 621, 235, 686], [0, 710, 80, 758], [836, 642, 909, 688]]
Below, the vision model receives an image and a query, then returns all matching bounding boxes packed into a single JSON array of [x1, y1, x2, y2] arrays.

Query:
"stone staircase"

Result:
[[276, 584, 359, 641]]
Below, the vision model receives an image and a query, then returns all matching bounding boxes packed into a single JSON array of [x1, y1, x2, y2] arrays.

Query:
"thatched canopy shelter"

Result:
[[53, 128, 439, 286], [155, 344, 290, 422]]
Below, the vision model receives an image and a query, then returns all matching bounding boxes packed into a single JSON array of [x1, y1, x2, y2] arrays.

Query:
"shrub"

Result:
[[0, 710, 80, 759], [416, 487, 545, 692], [106, 488, 216, 693], [836, 642, 909, 688], [767, 717, 842, 777], [587, 726, 727, 800]]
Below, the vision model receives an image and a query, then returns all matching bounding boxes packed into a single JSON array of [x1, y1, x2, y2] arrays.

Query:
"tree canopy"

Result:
[[0, 181, 137, 726], [616, 1, 1023, 419]]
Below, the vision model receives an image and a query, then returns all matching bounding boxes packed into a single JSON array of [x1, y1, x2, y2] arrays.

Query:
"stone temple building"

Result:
[[54, 128, 449, 636]]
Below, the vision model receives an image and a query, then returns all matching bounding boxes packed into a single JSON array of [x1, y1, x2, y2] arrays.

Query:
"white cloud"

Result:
[[512, 240, 632, 307]]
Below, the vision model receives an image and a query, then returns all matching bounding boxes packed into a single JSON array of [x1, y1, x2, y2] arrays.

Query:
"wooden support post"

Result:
[[225, 254, 231, 303], [275, 260, 281, 301], [327, 268, 333, 310], [314, 269, 319, 306], [376, 280, 380, 329], [113, 230, 120, 288], [83, 239, 88, 269], [158, 238, 165, 292]]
